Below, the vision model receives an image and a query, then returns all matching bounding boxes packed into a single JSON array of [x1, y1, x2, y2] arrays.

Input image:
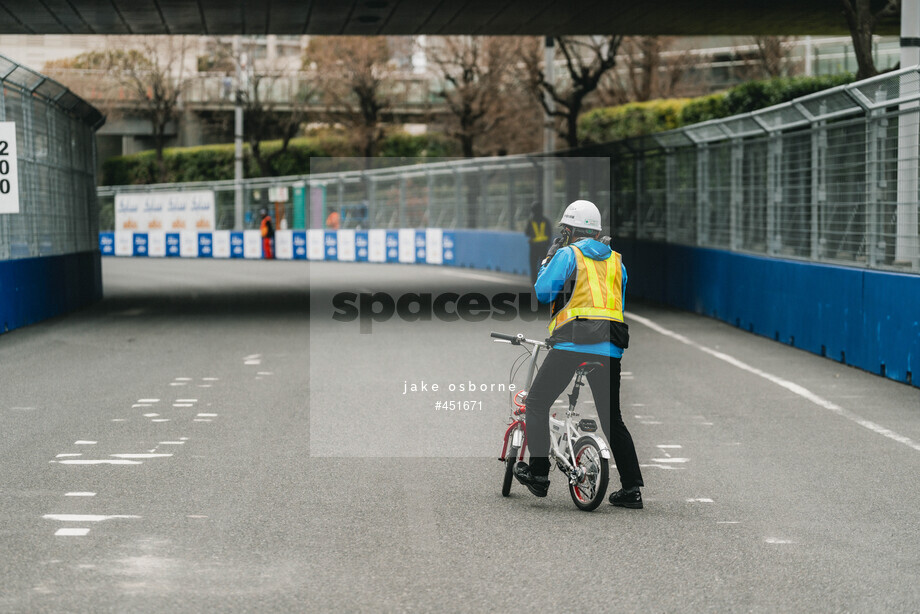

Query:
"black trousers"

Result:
[[524, 349, 644, 489]]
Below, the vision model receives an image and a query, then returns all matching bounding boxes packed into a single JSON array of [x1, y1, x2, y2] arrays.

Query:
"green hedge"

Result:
[[579, 74, 856, 145], [101, 132, 459, 185], [579, 99, 689, 145]]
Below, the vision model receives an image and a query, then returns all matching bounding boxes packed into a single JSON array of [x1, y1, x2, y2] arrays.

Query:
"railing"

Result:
[[581, 64, 920, 273], [0, 54, 102, 261], [98, 66, 920, 274], [97, 157, 611, 234]]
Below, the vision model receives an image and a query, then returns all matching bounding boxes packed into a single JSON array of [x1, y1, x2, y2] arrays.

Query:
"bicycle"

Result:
[[491, 331, 611, 511]]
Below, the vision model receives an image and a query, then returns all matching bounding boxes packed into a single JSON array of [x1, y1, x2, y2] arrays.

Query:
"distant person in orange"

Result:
[[326, 207, 341, 230], [259, 208, 274, 259]]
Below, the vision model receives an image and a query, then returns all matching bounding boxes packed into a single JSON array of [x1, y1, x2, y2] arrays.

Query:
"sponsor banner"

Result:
[[414, 230, 427, 263], [398, 229, 416, 263], [275, 229, 294, 260], [243, 230, 262, 259], [148, 231, 166, 257], [385, 230, 399, 263], [442, 231, 456, 265], [355, 231, 369, 262], [307, 229, 325, 260], [115, 231, 133, 256], [180, 231, 198, 258], [324, 231, 338, 260], [293, 231, 307, 260], [99, 232, 114, 255], [426, 228, 443, 265], [368, 229, 386, 263], [115, 190, 215, 233], [166, 233, 180, 257], [337, 230, 356, 262], [132, 232, 148, 257], [230, 232, 245, 258], [212, 230, 231, 258], [197, 232, 213, 258]]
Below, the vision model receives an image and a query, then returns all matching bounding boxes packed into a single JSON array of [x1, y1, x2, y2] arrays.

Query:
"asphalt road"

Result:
[[1, 257, 919, 613]]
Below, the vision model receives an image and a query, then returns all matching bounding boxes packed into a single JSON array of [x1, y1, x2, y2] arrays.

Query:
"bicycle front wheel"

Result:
[[569, 436, 609, 511]]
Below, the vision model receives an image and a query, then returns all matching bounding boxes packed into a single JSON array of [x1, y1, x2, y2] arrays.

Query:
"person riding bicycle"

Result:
[[513, 199, 645, 508]]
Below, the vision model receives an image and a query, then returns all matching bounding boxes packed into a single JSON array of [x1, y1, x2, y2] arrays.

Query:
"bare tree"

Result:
[[428, 36, 520, 158], [750, 36, 794, 78], [103, 36, 195, 182], [841, 0, 900, 79], [525, 36, 624, 149], [614, 36, 694, 102], [307, 36, 394, 159]]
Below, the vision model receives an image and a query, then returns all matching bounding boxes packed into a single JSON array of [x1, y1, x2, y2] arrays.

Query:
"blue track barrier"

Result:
[[99, 228, 532, 276], [0, 251, 102, 334], [617, 238, 920, 389]]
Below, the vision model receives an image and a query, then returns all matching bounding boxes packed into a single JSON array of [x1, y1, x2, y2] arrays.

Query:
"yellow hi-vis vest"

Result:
[[530, 220, 548, 243], [548, 245, 624, 335]]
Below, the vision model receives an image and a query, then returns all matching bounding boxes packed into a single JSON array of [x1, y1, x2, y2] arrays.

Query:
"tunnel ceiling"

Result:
[[0, 0, 900, 36]]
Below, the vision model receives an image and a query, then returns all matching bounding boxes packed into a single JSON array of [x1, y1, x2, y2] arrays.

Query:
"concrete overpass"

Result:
[[0, 0, 898, 36]]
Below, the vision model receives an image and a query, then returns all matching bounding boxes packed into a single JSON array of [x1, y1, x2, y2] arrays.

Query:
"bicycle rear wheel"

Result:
[[502, 428, 523, 496], [569, 436, 609, 511]]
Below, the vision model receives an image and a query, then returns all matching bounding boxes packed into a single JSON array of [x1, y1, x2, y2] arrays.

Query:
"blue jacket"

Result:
[[534, 238, 627, 358]]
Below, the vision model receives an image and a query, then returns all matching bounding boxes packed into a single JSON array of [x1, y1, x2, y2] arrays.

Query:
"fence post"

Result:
[[453, 168, 463, 229], [635, 151, 644, 239], [866, 110, 884, 267], [399, 175, 407, 228], [696, 143, 709, 246], [811, 115, 827, 260], [427, 168, 434, 228], [367, 176, 376, 228], [507, 160, 516, 231], [23, 88, 37, 257], [665, 148, 676, 243], [730, 138, 743, 251], [767, 133, 782, 256]]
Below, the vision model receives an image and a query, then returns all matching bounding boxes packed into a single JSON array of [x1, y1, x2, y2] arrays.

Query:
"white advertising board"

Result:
[[307, 229, 325, 260], [275, 230, 294, 260], [115, 191, 215, 233], [337, 230, 356, 262]]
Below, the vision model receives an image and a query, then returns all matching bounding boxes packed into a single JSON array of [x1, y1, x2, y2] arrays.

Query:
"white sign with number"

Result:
[[0, 122, 20, 214]]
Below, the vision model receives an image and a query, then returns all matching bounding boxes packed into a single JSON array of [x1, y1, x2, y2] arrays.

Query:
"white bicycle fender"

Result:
[[581, 433, 611, 459]]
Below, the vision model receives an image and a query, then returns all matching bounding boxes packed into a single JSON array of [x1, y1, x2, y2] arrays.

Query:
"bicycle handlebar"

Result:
[[490, 332, 550, 348]]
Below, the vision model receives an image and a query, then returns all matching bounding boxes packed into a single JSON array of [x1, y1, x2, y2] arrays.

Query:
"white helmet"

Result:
[[559, 199, 602, 232]]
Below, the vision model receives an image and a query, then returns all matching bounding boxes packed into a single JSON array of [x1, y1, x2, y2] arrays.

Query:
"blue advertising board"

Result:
[[132, 233, 148, 257], [355, 231, 369, 262], [230, 232, 245, 258], [197, 232, 213, 258], [324, 231, 338, 260], [166, 233, 180, 257]]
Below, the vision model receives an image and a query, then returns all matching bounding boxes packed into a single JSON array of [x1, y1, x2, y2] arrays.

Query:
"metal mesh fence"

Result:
[[98, 157, 612, 235], [95, 66, 920, 273], [0, 55, 103, 262], [595, 65, 920, 273]]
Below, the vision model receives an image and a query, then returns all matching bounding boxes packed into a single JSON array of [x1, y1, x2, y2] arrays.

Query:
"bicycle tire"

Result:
[[568, 436, 609, 511], [501, 446, 518, 497]]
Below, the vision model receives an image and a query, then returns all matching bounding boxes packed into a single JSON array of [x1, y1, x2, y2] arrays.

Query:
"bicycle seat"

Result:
[[576, 361, 604, 374]]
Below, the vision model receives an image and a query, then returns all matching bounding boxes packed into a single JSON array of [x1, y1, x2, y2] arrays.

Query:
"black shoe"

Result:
[[513, 462, 550, 497], [608, 487, 643, 509]]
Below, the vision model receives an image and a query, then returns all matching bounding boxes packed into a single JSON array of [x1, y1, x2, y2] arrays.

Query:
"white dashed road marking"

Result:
[[55, 528, 90, 537], [629, 313, 920, 453]]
